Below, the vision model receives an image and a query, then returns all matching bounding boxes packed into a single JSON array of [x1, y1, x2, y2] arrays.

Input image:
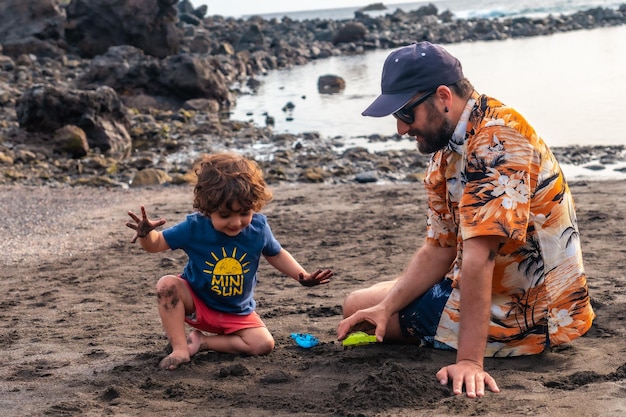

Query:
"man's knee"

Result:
[[342, 281, 395, 318], [342, 290, 364, 318]]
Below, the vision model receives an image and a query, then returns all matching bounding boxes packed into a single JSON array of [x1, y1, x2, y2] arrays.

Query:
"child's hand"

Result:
[[298, 269, 333, 287], [126, 205, 166, 243]]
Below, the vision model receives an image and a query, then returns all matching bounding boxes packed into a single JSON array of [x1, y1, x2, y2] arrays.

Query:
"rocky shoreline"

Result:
[[0, 0, 625, 188]]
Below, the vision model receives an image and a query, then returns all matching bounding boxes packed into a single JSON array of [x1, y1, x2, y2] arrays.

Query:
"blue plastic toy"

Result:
[[290, 333, 319, 348]]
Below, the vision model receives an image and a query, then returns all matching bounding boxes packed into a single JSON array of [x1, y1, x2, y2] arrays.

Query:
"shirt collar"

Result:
[[448, 91, 479, 154]]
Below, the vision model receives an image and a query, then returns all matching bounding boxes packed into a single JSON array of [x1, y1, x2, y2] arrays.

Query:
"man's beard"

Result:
[[409, 106, 455, 154]]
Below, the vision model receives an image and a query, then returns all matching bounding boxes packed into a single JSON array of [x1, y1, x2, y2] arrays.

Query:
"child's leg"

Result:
[[188, 326, 274, 356], [155, 275, 195, 370]]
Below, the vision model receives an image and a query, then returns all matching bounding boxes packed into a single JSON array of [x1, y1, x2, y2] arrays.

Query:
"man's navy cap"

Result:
[[362, 42, 464, 117]]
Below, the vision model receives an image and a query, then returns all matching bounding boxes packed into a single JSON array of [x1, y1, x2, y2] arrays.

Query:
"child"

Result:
[[126, 152, 333, 370]]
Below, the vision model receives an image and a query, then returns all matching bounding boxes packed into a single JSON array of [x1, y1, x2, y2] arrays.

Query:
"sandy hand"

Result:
[[298, 269, 333, 287], [126, 205, 166, 243]]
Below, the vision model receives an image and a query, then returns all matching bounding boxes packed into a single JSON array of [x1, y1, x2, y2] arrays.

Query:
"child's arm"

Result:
[[265, 249, 333, 286], [136, 229, 170, 253], [126, 205, 170, 252]]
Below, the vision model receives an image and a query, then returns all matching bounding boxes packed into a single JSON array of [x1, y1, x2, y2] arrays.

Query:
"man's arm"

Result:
[[436, 235, 502, 397], [457, 235, 500, 366], [379, 242, 456, 315], [338, 242, 456, 341]]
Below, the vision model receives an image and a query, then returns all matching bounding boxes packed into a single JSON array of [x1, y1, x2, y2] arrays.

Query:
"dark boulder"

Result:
[[77, 45, 233, 109], [159, 54, 231, 102], [0, 0, 66, 58], [332, 22, 367, 44], [65, 0, 181, 58], [236, 23, 265, 52], [16, 85, 131, 159], [318, 74, 346, 94], [77, 45, 161, 99], [178, 0, 206, 25]]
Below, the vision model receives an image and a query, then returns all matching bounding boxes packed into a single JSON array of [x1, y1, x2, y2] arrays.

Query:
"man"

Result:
[[337, 42, 595, 398]]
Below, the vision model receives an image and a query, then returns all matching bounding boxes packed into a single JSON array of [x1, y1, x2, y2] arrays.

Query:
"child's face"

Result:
[[209, 203, 254, 237]]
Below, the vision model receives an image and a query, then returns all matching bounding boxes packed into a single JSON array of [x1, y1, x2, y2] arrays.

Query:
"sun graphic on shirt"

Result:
[[204, 247, 250, 276], [203, 247, 250, 297]]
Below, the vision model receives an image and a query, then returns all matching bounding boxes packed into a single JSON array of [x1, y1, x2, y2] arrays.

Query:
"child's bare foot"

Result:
[[187, 329, 204, 356], [159, 353, 190, 370]]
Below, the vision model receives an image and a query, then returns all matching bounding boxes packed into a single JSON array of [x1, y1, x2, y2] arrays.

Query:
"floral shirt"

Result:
[[425, 91, 595, 356]]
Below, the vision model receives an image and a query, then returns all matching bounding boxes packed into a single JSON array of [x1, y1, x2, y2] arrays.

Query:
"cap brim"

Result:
[[361, 92, 415, 117]]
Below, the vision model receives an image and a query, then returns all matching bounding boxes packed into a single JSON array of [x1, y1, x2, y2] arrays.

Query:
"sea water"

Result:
[[231, 25, 626, 149], [198, 0, 626, 179], [216, 0, 626, 21]]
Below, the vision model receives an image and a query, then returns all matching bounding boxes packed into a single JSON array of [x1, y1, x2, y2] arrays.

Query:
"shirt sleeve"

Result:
[[161, 215, 192, 250], [260, 216, 282, 257], [459, 125, 533, 242], [424, 151, 458, 248]]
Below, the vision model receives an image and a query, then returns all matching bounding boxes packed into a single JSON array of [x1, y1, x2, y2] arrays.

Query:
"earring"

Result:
[[444, 106, 449, 113]]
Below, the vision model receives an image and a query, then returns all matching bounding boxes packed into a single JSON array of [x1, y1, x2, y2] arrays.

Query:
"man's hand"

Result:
[[298, 269, 333, 287], [126, 205, 166, 243], [337, 305, 389, 343], [436, 360, 500, 398]]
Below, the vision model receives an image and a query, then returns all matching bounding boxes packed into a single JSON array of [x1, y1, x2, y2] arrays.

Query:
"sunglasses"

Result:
[[393, 89, 437, 124]]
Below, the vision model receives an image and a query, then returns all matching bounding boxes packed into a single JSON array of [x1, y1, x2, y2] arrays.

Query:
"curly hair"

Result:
[[192, 153, 273, 217]]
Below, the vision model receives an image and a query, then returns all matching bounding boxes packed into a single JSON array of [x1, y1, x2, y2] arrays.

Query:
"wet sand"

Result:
[[1, 179, 625, 416]]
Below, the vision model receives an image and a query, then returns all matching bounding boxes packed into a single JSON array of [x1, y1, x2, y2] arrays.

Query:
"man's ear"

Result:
[[435, 85, 453, 112]]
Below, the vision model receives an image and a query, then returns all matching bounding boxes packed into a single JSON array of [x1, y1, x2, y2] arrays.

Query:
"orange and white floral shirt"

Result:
[[425, 91, 595, 357]]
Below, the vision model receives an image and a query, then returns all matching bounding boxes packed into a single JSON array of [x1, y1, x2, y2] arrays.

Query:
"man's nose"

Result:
[[396, 118, 410, 135]]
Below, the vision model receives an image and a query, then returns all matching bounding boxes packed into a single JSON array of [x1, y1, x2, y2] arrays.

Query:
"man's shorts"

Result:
[[182, 279, 266, 334], [398, 277, 453, 347]]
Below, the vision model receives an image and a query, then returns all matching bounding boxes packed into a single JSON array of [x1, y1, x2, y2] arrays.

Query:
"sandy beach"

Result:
[[1, 178, 625, 417]]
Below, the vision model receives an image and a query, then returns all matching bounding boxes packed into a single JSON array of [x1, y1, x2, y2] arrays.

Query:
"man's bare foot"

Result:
[[159, 353, 190, 370], [187, 329, 204, 356]]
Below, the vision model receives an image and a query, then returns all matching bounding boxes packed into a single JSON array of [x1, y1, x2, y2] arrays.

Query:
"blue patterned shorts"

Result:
[[398, 277, 453, 348]]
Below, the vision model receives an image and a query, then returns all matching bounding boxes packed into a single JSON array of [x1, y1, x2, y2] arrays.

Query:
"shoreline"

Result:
[[0, 175, 623, 268], [1, 3, 625, 188]]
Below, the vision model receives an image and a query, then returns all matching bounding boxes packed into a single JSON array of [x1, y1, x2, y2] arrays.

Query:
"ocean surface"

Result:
[[204, 1, 626, 179], [208, 0, 626, 20], [231, 26, 626, 148]]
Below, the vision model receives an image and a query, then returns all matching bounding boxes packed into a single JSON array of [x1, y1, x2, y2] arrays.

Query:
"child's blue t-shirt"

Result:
[[162, 212, 282, 315]]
